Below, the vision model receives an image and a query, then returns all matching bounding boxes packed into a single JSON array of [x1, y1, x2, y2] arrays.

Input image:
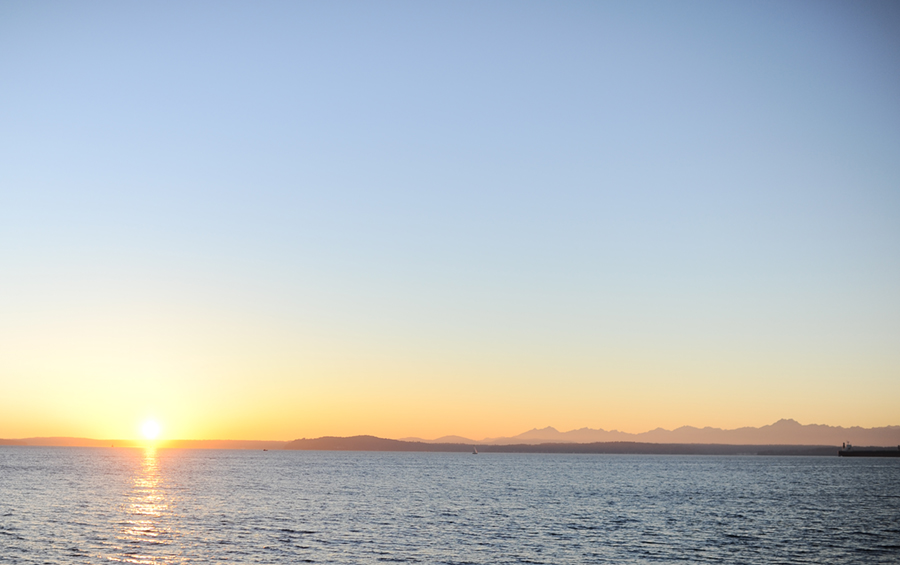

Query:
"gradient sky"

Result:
[[2, 1, 899, 441]]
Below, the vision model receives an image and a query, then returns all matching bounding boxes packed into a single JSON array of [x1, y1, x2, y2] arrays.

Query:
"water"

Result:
[[1, 448, 898, 564]]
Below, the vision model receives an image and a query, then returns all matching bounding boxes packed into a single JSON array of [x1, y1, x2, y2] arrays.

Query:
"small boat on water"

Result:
[[472, 447, 478, 455]]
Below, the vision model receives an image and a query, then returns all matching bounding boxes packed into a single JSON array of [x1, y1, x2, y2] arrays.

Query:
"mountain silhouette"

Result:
[[476, 419, 900, 446]]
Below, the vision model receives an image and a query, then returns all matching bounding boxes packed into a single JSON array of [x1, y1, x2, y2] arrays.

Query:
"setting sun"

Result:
[[141, 420, 161, 440]]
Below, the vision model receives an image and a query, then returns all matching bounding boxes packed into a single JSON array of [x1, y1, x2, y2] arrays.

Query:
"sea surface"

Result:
[[1, 447, 898, 564]]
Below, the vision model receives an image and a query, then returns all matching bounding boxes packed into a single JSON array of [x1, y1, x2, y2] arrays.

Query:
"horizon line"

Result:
[[4, 417, 900, 448]]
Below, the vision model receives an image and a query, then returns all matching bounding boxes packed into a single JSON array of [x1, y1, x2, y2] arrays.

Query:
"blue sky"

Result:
[[1, 1, 899, 439]]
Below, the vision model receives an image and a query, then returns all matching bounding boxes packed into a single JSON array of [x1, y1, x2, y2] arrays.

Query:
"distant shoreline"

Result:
[[0, 436, 862, 456], [283, 436, 845, 456], [5, 419, 898, 451], [0, 438, 287, 450]]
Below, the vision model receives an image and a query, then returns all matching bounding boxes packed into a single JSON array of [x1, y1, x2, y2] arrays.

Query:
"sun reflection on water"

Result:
[[111, 447, 177, 564]]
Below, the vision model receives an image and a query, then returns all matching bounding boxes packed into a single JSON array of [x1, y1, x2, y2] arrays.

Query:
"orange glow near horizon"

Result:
[[0, 337, 898, 442], [0, 364, 898, 442]]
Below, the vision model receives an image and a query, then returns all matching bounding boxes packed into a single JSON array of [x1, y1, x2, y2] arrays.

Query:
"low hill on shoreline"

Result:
[[0, 438, 289, 450], [284, 436, 840, 456]]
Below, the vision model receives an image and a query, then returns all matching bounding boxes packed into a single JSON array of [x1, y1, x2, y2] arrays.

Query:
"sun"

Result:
[[141, 420, 161, 440]]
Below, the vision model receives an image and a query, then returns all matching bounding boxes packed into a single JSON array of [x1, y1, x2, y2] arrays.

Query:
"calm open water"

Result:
[[0, 448, 898, 564]]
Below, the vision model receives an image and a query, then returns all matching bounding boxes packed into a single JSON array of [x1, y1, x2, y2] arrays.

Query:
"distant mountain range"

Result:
[[402, 419, 900, 446]]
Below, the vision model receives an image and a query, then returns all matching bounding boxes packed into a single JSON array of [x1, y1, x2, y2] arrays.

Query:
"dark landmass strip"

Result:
[[0, 439, 27, 446], [162, 440, 288, 450], [0, 438, 289, 450], [283, 436, 839, 456], [284, 436, 474, 452], [838, 447, 900, 457], [9, 435, 891, 456], [487, 443, 839, 456]]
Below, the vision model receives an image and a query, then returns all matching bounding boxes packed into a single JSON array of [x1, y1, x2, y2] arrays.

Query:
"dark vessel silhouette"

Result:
[[838, 442, 900, 457]]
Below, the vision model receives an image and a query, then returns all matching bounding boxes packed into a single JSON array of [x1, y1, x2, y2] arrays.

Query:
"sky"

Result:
[[1, 0, 899, 441]]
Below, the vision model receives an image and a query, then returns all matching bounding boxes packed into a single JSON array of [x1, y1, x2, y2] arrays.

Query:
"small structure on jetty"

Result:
[[838, 442, 900, 457]]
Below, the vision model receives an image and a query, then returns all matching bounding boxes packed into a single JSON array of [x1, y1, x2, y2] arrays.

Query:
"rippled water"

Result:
[[1, 448, 898, 563]]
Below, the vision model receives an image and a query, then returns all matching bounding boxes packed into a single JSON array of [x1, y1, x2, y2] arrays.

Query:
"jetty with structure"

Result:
[[838, 442, 900, 457]]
